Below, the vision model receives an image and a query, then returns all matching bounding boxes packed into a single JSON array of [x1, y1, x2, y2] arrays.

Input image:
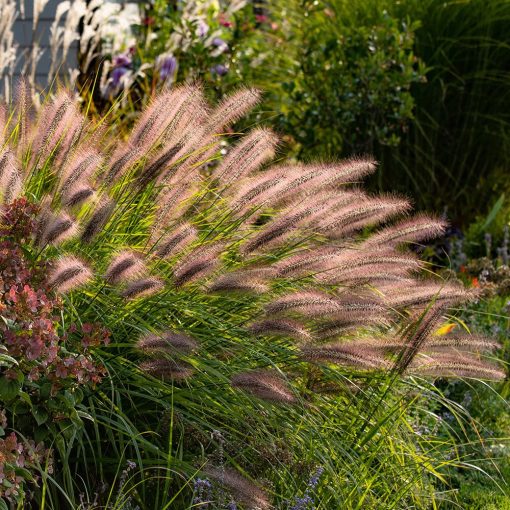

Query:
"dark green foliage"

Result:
[[271, 3, 425, 157], [379, 0, 510, 224]]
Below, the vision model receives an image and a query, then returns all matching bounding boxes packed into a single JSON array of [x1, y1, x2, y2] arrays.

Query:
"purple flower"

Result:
[[193, 477, 213, 507], [211, 64, 228, 77], [289, 495, 313, 510], [196, 19, 209, 38], [113, 53, 132, 68], [308, 467, 324, 489], [211, 37, 229, 53], [156, 54, 178, 81], [111, 66, 130, 88], [212, 37, 226, 47], [287, 466, 324, 510]]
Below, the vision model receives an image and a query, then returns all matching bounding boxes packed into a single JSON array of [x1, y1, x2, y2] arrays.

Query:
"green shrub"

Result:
[[258, 1, 426, 157], [230, 0, 510, 225]]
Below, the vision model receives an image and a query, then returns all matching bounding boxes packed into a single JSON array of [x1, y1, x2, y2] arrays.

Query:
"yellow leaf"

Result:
[[434, 323, 457, 336]]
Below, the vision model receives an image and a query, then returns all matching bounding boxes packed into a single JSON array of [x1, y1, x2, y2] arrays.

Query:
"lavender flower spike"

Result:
[[156, 53, 178, 82], [288, 466, 324, 510], [193, 477, 213, 507]]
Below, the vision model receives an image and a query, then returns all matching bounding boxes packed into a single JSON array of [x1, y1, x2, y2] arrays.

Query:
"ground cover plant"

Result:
[[0, 80, 506, 509]]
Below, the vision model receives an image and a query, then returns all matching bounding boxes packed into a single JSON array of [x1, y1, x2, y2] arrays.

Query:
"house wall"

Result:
[[11, 0, 78, 89]]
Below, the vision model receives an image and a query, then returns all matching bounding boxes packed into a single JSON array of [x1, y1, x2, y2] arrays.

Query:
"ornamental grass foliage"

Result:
[[0, 80, 506, 508]]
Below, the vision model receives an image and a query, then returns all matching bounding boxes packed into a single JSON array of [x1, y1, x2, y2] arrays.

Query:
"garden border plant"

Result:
[[0, 79, 506, 508]]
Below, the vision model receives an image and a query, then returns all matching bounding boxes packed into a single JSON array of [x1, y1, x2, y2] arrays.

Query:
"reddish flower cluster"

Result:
[[0, 197, 39, 242], [3, 283, 59, 372], [0, 200, 109, 502], [0, 199, 108, 387], [218, 12, 233, 28], [0, 409, 52, 499]]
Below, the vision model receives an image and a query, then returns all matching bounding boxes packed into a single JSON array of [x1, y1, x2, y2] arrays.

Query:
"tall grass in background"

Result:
[[0, 81, 505, 509], [380, 0, 510, 224]]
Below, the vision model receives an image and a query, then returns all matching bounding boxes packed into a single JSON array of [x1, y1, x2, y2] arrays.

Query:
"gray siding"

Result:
[[10, 0, 78, 88]]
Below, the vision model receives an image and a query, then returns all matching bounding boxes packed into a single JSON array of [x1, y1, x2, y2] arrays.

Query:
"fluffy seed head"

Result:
[[105, 250, 145, 285], [121, 278, 164, 299], [154, 222, 198, 259], [385, 282, 472, 309], [59, 151, 101, 195], [215, 128, 278, 185], [136, 331, 198, 354], [232, 370, 296, 403], [301, 343, 391, 370], [204, 466, 270, 510], [394, 303, 449, 374], [0, 149, 22, 204], [265, 291, 344, 317], [81, 197, 115, 243], [318, 196, 411, 238], [173, 244, 224, 288], [362, 214, 447, 248], [103, 145, 141, 185], [208, 269, 270, 294], [48, 256, 92, 293], [42, 211, 78, 246], [306, 157, 378, 190], [424, 334, 500, 352], [249, 318, 311, 341], [208, 87, 261, 132], [140, 359, 193, 380], [63, 184, 95, 207], [315, 316, 391, 340], [408, 353, 506, 380]]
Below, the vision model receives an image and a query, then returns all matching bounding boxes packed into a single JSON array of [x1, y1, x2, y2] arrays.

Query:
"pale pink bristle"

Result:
[[48, 256, 92, 293], [105, 250, 146, 285], [121, 278, 164, 300], [232, 370, 296, 403]]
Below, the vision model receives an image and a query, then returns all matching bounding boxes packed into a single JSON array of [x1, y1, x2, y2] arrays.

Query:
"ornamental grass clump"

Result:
[[0, 80, 505, 508]]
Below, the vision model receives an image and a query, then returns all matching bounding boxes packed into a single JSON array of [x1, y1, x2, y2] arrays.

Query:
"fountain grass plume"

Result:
[[105, 250, 146, 285], [214, 127, 278, 185], [42, 211, 79, 246], [140, 359, 194, 380], [80, 196, 115, 243], [121, 277, 164, 299], [136, 331, 198, 354], [231, 369, 297, 404], [249, 318, 311, 341], [204, 466, 270, 510], [154, 222, 198, 259], [47, 255, 92, 293], [409, 353, 506, 380]]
